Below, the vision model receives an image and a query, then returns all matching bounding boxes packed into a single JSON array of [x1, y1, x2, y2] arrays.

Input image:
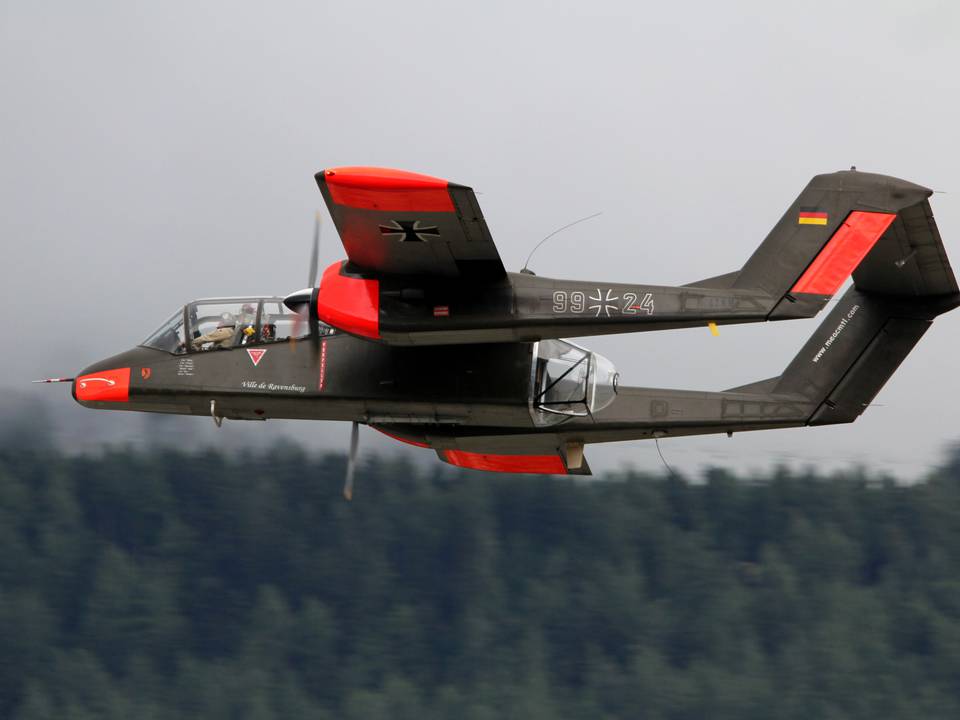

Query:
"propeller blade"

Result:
[[287, 211, 323, 351], [308, 211, 321, 289], [343, 421, 359, 500], [284, 289, 314, 352], [309, 315, 320, 351]]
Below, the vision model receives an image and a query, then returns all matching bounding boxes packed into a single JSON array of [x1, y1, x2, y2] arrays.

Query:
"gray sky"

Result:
[[3, 1, 960, 477]]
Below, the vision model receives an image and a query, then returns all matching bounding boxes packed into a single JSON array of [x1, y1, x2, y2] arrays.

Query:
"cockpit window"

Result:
[[259, 300, 334, 343], [530, 339, 618, 426], [142, 309, 187, 354], [142, 298, 334, 354], [188, 301, 256, 352], [533, 340, 591, 418]]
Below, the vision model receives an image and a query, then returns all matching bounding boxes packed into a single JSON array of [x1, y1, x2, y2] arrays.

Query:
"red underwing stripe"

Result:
[[443, 450, 568, 474], [373, 427, 430, 449]]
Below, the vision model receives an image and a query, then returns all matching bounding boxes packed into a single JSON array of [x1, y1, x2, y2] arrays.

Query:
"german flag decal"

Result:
[[798, 210, 829, 226]]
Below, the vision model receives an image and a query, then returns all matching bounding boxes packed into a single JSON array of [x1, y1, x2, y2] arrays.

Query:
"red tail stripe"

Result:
[[791, 211, 896, 295]]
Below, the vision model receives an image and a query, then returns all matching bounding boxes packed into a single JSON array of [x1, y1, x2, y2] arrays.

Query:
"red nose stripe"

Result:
[[316, 261, 380, 339], [443, 450, 568, 475], [75, 368, 130, 402], [791, 211, 896, 295], [323, 166, 454, 212]]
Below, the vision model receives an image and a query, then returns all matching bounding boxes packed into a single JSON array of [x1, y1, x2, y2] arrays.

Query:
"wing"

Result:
[[317, 166, 505, 281]]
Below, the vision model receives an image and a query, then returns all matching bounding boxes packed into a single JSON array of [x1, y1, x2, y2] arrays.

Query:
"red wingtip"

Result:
[[323, 166, 449, 189], [322, 166, 454, 212]]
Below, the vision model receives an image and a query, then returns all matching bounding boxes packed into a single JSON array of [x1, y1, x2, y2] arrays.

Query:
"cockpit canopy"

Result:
[[530, 339, 619, 426], [141, 297, 334, 354]]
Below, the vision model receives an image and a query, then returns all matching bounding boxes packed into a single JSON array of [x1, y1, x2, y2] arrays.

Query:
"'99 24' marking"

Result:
[[552, 290, 654, 317]]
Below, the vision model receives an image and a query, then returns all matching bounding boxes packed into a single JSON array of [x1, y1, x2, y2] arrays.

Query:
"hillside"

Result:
[[2, 447, 960, 718]]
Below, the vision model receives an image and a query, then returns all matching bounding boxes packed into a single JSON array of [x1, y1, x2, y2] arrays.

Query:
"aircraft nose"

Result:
[[73, 367, 131, 403], [71, 347, 163, 405]]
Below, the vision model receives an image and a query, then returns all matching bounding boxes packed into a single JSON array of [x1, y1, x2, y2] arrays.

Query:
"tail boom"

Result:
[[579, 286, 959, 443]]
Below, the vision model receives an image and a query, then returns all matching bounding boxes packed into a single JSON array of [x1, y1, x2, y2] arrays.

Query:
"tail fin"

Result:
[[688, 170, 939, 320], [761, 286, 958, 425]]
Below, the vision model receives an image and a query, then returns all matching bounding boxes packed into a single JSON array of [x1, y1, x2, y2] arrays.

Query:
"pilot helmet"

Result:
[[219, 312, 236, 327]]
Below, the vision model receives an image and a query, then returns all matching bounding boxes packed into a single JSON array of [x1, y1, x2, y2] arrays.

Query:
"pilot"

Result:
[[260, 312, 276, 342], [237, 303, 258, 345], [191, 312, 237, 350]]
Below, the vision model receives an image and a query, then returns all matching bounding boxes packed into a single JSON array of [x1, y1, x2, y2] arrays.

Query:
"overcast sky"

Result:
[[3, 1, 960, 477]]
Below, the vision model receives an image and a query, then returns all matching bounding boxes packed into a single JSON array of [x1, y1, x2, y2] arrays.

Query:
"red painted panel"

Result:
[[74, 367, 130, 403], [324, 166, 454, 212], [443, 450, 568, 474], [374, 427, 430, 449], [791, 211, 896, 295], [316, 261, 380, 339]]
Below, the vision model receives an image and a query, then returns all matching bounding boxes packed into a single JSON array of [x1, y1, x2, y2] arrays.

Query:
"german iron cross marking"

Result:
[[379, 220, 441, 243]]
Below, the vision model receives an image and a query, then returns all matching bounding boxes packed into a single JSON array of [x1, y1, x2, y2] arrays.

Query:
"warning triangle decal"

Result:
[[247, 348, 267, 367]]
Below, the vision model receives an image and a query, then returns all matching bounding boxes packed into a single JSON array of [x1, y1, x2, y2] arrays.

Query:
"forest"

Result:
[[2, 444, 960, 719]]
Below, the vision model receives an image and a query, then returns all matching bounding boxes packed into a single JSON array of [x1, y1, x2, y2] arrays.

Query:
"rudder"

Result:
[[690, 170, 935, 321]]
